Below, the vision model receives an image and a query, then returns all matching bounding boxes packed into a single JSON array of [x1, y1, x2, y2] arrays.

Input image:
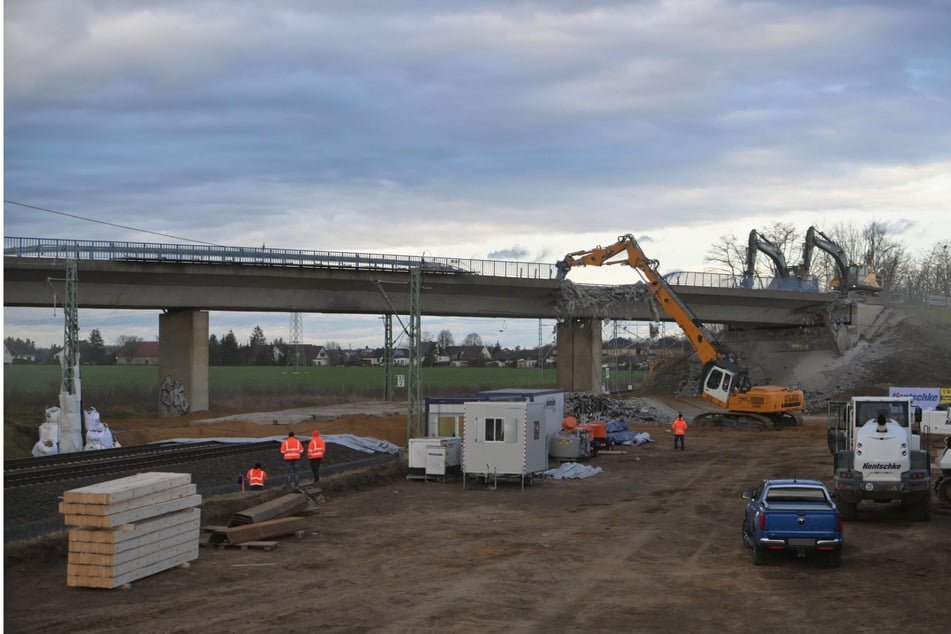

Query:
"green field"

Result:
[[4, 365, 560, 419]]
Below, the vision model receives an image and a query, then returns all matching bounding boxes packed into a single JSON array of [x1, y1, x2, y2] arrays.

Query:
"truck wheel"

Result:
[[752, 544, 767, 566], [839, 502, 857, 521], [937, 478, 951, 504], [825, 549, 842, 568], [741, 520, 754, 549]]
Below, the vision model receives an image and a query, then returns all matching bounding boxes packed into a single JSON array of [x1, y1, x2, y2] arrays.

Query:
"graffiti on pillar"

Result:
[[160, 375, 190, 416]]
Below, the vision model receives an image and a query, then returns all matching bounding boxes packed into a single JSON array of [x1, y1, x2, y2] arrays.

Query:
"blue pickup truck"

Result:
[[741, 479, 843, 567]]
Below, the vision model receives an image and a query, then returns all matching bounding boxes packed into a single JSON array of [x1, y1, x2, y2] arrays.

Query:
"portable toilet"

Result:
[[462, 400, 549, 490]]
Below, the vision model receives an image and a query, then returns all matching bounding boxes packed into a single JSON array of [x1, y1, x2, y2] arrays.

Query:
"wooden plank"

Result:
[[59, 484, 197, 516], [69, 527, 200, 566], [63, 472, 192, 505], [66, 545, 198, 589], [63, 494, 202, 528], [68, 539, 196, 579], [68, 508, 199, 544], [211, 517, 308, 545], [228, 493, 309, 526], [69, 513, 201, 555]]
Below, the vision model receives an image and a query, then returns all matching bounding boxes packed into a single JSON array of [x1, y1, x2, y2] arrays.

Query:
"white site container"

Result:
[[407, 437, 462, 481], [462, 400, 549, 490], [476, 389, 566, 442]]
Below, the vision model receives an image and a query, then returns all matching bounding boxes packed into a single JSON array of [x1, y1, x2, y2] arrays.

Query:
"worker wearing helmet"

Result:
[[672, 413, 688, 451], [307, 429, 327, 483]]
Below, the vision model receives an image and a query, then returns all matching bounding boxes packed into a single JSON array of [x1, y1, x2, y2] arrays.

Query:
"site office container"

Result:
[[462, 400, 549, 489]]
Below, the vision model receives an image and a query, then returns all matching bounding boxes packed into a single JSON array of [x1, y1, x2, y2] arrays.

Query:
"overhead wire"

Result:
[[3, 199, 223, 247]]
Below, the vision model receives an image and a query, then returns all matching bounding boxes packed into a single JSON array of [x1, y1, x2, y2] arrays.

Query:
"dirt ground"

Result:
[[5, 404, 950, 634]]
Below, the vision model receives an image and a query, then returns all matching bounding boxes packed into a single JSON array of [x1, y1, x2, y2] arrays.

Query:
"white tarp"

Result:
[[542, 462, 603, 479], [154, 434, 401, 455]]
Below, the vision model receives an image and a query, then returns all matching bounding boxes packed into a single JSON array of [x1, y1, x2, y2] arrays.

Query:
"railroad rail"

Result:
[[3, 440, 279, 488]]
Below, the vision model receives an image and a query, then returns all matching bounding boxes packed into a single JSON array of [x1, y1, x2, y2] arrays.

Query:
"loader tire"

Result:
[[936, 478, 951, 504]]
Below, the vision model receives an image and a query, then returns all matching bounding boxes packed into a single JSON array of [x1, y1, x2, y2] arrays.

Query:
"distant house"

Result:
[[116, 341, 160, 365], [5, 340, 36, 363]]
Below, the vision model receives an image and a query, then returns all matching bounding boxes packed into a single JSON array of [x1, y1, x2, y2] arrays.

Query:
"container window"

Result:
[[484, 417, 504, 442]]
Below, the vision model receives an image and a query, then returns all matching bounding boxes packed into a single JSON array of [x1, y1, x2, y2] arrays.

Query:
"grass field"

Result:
[[4, 365, 561, 419]]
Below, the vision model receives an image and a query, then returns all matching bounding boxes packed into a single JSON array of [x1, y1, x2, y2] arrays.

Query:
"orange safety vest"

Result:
[[281, 436, 304, 460], [246, 468, 267, 487], [672, 418, 688, 435], [308, 437, 326, 459]]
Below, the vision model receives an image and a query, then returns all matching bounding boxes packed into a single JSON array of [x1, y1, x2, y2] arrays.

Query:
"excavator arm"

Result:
[[558, 233, 803, 425], [558, 234, 746, 379]]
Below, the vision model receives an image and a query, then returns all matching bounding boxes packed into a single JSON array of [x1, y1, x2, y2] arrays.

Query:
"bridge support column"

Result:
[[158, 310, 209, 416], [556, 318, 602, 393]]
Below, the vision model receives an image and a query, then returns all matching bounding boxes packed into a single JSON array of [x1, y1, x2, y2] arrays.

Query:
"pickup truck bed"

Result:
[[741, 480, 843, 567]]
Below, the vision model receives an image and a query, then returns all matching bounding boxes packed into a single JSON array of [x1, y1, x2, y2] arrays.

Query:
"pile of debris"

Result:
[[554, 280, 655, 320], [566, 393, 674, 425], [201, 484, 326, 551]]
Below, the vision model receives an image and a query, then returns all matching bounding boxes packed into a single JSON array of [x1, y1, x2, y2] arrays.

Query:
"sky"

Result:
[[3, 0, 951, 351]]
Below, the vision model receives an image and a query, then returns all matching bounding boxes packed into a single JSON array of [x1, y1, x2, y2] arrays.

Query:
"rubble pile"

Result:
[[566, 393, 673, 425], [555, 280, 655, 319]]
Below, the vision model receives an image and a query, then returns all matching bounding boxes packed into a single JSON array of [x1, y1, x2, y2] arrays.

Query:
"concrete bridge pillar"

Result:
[[556, 318, 603, 393], [158, 310, 209, 416]]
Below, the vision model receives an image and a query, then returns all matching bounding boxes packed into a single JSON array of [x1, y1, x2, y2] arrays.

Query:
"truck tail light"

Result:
[[838, 471, 852, 479], [836, 515, 843, 532], [759, 512, 767, 531], [911, 472, 924, 480]]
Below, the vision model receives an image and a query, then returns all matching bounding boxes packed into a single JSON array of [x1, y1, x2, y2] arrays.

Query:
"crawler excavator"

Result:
[[557, 234, 805, 428], [802, 226, 880, 293], [741, 229, 818, 292]]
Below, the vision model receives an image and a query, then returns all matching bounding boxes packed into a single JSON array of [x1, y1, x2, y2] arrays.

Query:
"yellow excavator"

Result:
[[557, 234, 805, 428]]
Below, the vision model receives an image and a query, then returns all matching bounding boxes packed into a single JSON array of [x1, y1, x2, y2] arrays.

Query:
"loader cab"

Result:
[[827, 401, 849, 454]]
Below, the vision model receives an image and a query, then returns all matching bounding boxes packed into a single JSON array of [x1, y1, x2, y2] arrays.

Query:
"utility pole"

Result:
[[287, 312, 303, 373], [407, 269, 423, 439], [384, 314, 394, 401]]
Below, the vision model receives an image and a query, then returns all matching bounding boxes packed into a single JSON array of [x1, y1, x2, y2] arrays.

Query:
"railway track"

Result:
[[3, 440, 280, 488]]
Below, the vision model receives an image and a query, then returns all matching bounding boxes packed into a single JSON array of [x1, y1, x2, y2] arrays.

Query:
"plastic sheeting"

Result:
[[542, 462, 603, 479], [154, 434, 401, 455]]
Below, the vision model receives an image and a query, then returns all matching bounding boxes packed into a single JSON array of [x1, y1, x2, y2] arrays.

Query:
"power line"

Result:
[[4, 199, 223, 246]]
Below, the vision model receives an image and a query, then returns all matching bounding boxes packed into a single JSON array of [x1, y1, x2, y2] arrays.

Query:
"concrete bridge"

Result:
[[4, 237, 841, 413]]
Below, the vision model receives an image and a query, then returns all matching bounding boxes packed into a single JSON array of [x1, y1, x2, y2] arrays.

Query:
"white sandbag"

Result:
[[631, 432, 653, 446], [32, 439, 59, 457], [45, 406, 61, 423], [101, 424, 117, 448], [38, 421, 59, 444], [57, 392, 84, 454], [83, 407, 101, 427]]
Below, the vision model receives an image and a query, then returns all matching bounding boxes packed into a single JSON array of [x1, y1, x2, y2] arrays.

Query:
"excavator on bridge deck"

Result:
[[802, 226, 881, 293], [741, 229, 818, 292], [557, 234, 805, 429]]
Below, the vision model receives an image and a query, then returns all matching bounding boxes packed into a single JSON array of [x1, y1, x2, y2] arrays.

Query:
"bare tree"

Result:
[[704, 232, 745, 276], [437, 329, 454, 350], [463, 333, 483, 347]]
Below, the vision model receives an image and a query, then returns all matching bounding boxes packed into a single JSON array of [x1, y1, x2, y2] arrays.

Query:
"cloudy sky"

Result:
[[4, 0, 951, 350]]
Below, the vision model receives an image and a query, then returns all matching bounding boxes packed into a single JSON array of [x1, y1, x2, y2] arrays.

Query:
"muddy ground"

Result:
[[5, 405, 949, 634]]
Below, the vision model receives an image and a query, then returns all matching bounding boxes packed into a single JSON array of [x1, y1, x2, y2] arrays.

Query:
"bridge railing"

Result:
[[664, 270, 824, 293], [4, 236, 561, 280]]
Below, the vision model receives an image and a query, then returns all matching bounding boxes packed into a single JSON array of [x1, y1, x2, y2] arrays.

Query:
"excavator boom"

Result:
[[558, 234, 804, 426]]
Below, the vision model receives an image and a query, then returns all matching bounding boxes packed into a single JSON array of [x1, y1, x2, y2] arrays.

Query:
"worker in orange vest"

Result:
[[281, 431, 304, 487], [307, 430, 327, 483], [245, 463, 267, 490], [672, 413, 688, 451]]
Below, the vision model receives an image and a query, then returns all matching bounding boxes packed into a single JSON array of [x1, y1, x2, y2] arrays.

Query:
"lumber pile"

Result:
[[60, 472, 202, 589]]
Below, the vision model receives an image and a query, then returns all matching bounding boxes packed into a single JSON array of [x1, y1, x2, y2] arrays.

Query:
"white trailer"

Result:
[[462, 401, 549, 490]]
